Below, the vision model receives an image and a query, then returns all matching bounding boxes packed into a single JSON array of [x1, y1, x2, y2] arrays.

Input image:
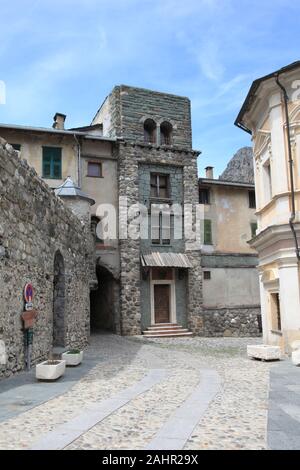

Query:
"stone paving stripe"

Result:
[[145, 369, 221, 450], [30, 369, 168, 450]]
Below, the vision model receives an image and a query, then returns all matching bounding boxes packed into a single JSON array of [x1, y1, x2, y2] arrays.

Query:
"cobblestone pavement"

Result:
[[0, 334, 272, 450]]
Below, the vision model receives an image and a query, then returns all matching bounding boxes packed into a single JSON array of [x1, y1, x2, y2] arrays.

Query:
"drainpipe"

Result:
[[275, 73, 300, 261], [73, 134, 81, 188]]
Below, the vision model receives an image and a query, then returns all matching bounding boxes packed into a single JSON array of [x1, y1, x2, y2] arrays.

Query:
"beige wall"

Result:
[[201, 184, 257, 254], [0, 129, 78, 188], [242, 67, 300, 352], [203, 267, 260, 308]]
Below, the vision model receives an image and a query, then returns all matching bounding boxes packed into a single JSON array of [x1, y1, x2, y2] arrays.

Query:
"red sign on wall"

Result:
[[24, 283, 34, 303]]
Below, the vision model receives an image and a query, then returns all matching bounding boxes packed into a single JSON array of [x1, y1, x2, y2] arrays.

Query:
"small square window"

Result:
[[88, 162, 102, 178], [204, 271, 211, 280], [199, 188, 210, 204]]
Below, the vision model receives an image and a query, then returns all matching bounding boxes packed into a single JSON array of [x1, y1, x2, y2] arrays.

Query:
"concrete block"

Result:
[[247, 344, 281, 361], [36, 360, 66, 380], [291, 349, 300, 366], [62, 351, 83, 366]]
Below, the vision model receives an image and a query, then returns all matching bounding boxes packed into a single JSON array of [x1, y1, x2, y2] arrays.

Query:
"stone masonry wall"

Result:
[[201, 307, 262, 337], [0, 138, 91, 378], [100, 85, 192, 148], [118, 141, 202, 335]]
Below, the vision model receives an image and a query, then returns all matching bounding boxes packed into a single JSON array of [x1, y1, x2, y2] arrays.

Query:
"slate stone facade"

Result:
[[101, 86, 203, 335], [0, 138, 92, 378]]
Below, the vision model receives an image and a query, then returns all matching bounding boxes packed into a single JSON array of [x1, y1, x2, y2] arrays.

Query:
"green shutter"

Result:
[[251, 222, 258, 238], [42, 147, 62, 179], [204, 219, 212, 245]]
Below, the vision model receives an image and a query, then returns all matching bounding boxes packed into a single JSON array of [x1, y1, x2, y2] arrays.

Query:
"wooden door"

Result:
[[154, 284, 170, 323]]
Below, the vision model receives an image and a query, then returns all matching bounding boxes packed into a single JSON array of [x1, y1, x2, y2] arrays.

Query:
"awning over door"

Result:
[[141, 252, 192, 268]]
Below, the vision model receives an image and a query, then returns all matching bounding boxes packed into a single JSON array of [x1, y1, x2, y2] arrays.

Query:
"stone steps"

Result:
[[143, 324, 193, 338]]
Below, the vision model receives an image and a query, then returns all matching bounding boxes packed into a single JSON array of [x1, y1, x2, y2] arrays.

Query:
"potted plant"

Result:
[[62, 349, 83, 366], [36, 358, 66, 380]]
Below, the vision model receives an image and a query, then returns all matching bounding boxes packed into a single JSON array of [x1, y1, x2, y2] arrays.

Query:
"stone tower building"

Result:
[[93, 86, 203, 335]]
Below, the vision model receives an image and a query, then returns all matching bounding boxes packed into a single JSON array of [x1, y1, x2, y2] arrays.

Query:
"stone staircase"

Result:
[[142, 323, 193, 338]]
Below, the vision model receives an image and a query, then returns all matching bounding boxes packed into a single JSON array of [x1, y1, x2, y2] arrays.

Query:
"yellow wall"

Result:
[[202, 184, 257, 254]]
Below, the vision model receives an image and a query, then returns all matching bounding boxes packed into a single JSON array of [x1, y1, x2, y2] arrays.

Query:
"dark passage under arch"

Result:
[[53, 251, 65, 347], [90, 265, 116, 332]]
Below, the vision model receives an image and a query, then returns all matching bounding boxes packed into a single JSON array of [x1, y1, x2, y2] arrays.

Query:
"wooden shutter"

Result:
[[204, 219, 212, 245]]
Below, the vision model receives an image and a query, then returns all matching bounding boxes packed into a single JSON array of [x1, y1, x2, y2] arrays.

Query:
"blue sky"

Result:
[[0, 0, 299, 177]]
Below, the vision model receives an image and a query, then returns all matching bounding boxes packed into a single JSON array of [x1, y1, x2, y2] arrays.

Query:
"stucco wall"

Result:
[[202, 185, 257, 254], [0, 128, 79, 188], [0, 138, 91, 378]]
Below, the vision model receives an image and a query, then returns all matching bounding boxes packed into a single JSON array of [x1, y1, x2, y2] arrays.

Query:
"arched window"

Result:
[[144, 119, 157, 144], [91, 216, 104, 244], [160, 121, 172, 145]]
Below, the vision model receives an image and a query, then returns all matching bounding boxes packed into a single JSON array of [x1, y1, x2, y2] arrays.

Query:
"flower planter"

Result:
[[36, 360, 66, 380], [62, 350, 83, 366], [247, 344, 281, 361]]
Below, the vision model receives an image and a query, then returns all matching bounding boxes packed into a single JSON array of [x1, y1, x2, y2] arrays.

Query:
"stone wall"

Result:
[[201, 307, 262, 337], [95, 85, 192, 148], [118, 141, 202, 335], [0, 138, 91, 378]]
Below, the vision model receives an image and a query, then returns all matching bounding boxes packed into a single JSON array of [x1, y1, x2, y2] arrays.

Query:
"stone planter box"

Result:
[[247, 344, 281, 361], [292, 349, 300, 366], [36, 360, 66, 380], [62, 351, 83, 366]]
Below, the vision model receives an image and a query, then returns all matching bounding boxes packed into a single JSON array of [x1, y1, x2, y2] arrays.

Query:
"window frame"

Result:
[[150, 173, 170, 199], [248, 190, 256, 209], [203, 219, 213, 245], [87, 161, 103, 178], [151, 211, 171, 246], [199, 187, 210, 205], [42, 146, 62, 180]]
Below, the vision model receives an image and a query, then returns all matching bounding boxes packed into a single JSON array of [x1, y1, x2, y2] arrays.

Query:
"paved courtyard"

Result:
[[0, 334, 299, 450]]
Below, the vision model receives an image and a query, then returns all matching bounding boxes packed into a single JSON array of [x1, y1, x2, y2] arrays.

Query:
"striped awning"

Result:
[[141, 252, 192, 268]]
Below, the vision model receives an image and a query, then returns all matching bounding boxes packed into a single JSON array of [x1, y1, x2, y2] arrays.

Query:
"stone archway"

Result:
[[53, 250, 65, 347], [90, 265, 118, 333]]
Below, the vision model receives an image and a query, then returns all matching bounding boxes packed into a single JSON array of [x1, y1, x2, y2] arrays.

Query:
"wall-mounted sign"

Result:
[[25, 302, 33, 311], [24, 283, 34, 303]]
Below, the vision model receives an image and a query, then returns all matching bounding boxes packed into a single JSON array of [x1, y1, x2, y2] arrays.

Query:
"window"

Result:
[[251, 222, 258, 238], [160, 121, 172, 145], [87, 162, 102, 178], [150, 173, 170, 199], [204, 219, 212, 245], [270, 293, 281, 331], [42, 147, 62, 179], [248, 190, 256, 209], [204, 271, 211, 280], [151, 211, 170, 245], [263, 160, 272, 203], [11, 143, 21, 151], [199, 188, 210, 204], [144, 119, 157, 144]]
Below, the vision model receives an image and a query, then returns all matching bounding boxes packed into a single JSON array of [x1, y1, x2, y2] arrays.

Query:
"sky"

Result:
[[0, 0, 299, 177]]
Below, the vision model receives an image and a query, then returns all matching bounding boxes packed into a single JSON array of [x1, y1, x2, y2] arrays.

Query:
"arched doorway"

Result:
[[90, 265, 116, 332], [53, 251, 65, 347]]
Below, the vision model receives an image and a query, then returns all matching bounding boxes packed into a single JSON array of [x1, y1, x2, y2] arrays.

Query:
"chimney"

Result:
[[205, 166, 214, 179], [53, 113, 66, 130]]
